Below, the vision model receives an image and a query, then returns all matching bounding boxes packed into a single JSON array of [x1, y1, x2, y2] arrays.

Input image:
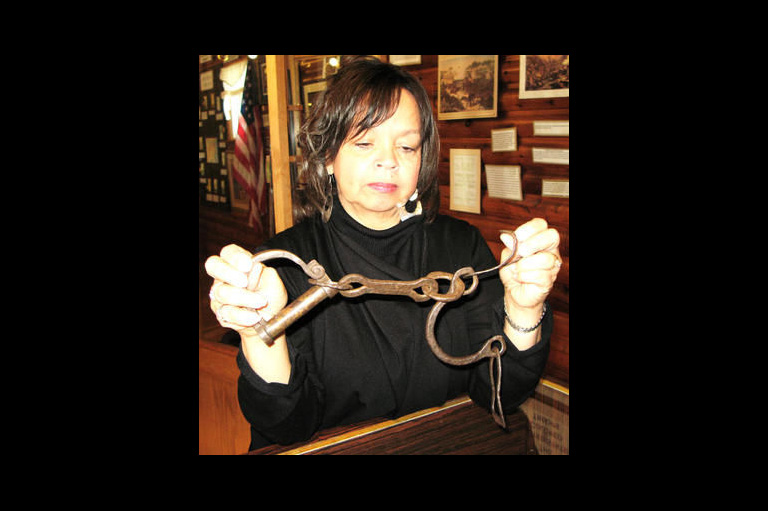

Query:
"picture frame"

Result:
[[541, 179, 570, 198], [485, 164, 523, 201], [532, 147, 569, 165], [389, 55, 421, 66], [491, 127, 518, 152], [438, 55, 498, 120], [519, 55, 569, 99], [200, 70, 214, 92], [449, 148, 482, 214]]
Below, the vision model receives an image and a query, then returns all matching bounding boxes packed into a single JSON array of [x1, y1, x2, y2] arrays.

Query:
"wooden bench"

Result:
[[199, 338, 251, 455]]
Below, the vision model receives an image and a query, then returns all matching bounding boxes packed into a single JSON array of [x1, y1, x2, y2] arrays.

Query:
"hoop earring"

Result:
[[320, 171, 336, 222]]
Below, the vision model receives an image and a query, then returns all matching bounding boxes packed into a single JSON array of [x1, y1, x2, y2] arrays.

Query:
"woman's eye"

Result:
[[400, 146, 415, 153], [355, 142, 372, 149]]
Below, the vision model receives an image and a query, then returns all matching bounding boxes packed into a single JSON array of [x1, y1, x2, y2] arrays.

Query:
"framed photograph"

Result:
[[519, 55, 569, 99], [438, 55, 498, 120]]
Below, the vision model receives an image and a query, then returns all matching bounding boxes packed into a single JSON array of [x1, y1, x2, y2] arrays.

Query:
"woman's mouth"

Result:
[[367, 182, 398, 193]]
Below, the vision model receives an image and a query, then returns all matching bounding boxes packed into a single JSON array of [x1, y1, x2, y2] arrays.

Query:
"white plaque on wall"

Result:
[[450, 148, 482, 214], [485, 165, 523, 201], [491, 127, 517, 152], [532, 147, 569, 165], [542, 179, 569, 198], [533, 120, 569, 137]]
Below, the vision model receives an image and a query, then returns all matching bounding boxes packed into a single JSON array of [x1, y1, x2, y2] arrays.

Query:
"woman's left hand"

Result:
[[499, 218, 562, 309]]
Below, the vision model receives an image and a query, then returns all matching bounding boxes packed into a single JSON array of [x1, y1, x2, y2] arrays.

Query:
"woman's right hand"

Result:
[[205, 244, 288, 343], [206, 244, 292, 383]]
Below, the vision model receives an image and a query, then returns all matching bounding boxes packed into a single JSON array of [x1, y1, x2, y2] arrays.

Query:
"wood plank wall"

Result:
[[391, 55, 569, 385]]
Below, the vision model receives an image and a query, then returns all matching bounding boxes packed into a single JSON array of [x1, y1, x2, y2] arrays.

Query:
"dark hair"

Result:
[[295, 56, 440, 223]]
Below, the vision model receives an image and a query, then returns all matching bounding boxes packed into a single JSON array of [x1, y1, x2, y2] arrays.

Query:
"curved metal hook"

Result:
[[247, 249, 337, 346], [252, 249, 329, 281]]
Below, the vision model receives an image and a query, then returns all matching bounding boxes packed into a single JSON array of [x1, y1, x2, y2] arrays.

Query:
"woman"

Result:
[[206, 57, 562, 449]]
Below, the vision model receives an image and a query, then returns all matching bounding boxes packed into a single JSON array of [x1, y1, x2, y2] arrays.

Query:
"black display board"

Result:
[[198, 63, 230, 210]]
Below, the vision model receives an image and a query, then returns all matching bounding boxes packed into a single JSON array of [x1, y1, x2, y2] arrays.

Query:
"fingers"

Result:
[[513, 251, 560, 272], [509, 267, 555, 289], [500, 219, 560, 258], [206, 244, 290, 332], [219, 305, 261, 328], [499, 219, 563, 306], [210, 280, 268, 330], [500, 232, 519, 256], [210, 297, 262, 330], [514, 218, 548, 243], [247, 262, 266, 292], [515, 219, 560, 258], [211, 281, 267, 310], [205, 256, 247, 288], [220, 244, 254, 273], [204, 244, 254, 288]]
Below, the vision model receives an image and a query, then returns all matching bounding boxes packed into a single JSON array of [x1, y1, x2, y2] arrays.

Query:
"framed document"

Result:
[[491, 127, 517, 152], [485, 164, 523, 201], [532, 147, 569, 165], [533, 120, 569, 137], [205, 137, 219, 164], [450, 148, 482, 214], [519, 55, 569, 99], [438, 55, 498, 120], [542, 179, 569, 198], [200, 70, 214, 92]]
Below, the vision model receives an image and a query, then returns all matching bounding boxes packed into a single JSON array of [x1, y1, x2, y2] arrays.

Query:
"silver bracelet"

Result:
[[504, 302, 548, 333]]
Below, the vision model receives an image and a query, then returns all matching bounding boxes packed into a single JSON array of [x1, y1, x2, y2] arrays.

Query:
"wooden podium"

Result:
[[247, 395, 537, 455], [200, 337, 536, 455]]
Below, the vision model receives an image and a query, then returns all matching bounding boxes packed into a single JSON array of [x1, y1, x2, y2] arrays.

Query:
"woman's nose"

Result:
[[375, 146, 398, 171]]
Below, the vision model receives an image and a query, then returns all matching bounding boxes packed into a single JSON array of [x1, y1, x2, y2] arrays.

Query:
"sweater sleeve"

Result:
[[236, 327, 324, 447], [234, 231, 326, 448]]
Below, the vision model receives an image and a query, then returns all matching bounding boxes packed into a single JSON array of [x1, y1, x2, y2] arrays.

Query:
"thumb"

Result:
[[247, 262, 266, 292]]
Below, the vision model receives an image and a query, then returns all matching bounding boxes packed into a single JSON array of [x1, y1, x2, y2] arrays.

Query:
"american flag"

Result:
[[233, 59, 267, 234]]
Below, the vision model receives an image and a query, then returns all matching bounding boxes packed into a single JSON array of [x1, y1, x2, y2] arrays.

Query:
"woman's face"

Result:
[[328, 89, 422, 230]]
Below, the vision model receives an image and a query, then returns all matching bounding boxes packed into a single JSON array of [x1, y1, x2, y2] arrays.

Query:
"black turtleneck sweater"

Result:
[[234, 199, 551, 449]]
